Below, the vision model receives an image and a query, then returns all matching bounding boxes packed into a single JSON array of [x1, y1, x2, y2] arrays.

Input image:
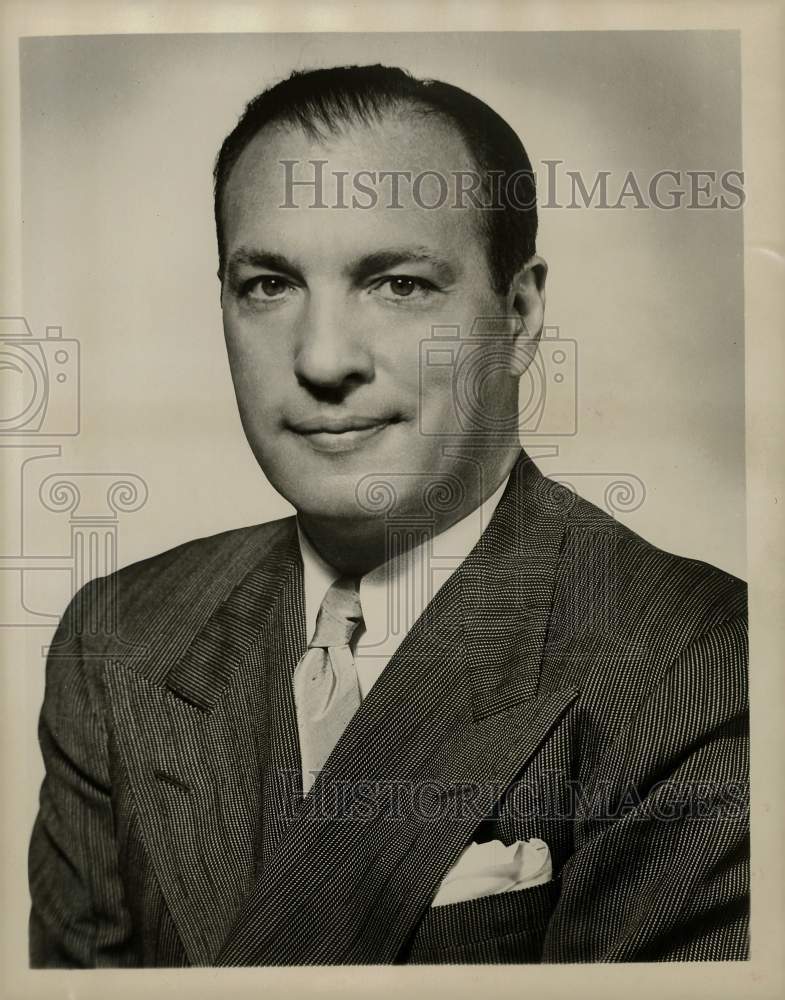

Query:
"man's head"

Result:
[[215, 65, 540, 296], [214, 65, 546, 563]]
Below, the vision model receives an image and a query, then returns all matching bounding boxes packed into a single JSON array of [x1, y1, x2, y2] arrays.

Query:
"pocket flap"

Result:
[[406, 878, 561, 961]]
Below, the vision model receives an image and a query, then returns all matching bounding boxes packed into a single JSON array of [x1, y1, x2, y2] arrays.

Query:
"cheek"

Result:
[[421, 372, 458, 414], [223, 317, 290, 411], [374, 315, 455, 389]]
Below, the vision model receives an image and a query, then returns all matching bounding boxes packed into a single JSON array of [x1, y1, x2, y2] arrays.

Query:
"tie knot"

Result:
[[309, 576, 363, 649]]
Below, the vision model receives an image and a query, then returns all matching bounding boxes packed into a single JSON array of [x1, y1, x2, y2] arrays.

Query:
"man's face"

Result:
[[220, 113, 528, 524]]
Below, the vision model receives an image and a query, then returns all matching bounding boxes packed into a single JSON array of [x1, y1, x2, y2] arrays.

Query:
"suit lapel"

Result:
[[215, 453, 579, 965], [256, 564, 307, 866], [107, 522, 305, 966]]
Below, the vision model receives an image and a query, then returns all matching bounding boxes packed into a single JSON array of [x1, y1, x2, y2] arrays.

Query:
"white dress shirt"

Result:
[[297, 474, 509, 699]]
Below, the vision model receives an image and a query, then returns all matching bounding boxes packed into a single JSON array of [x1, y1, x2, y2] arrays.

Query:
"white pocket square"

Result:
[[432, 838, 552, 907]]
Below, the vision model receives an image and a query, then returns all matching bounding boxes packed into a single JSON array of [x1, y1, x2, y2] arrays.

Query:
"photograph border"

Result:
[[1, 2, 782, 998]]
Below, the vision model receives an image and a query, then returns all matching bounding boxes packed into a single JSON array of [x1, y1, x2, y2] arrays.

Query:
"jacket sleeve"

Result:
[[542, 613, 749, 962], [28, 584, 135, 967]]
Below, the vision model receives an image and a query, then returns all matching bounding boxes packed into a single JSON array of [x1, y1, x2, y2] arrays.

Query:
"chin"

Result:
[[298, 493, 385, 526], [272, 470, 381, 524], [254, 436, 445, 523]]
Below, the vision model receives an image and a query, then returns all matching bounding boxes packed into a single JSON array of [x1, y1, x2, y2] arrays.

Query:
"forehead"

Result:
[[220, 113, 487, 267]]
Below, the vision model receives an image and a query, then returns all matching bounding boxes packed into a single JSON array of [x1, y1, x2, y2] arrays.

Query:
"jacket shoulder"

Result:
[[65, 515, 297, 652], [119, 513, 293, 588], [559, 488, 746, 638], [546, 487, 748, 752]]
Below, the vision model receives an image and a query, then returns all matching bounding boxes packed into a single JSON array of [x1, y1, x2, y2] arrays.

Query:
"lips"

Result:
[[286, 414, 396, 453], [288, 415, 390, 434]]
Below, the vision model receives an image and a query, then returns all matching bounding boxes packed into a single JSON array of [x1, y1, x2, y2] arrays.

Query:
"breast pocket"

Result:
[[403, 878, 560, 964]]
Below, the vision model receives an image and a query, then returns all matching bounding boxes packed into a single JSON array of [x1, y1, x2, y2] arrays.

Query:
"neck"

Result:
[[297, 451, 519, 577]]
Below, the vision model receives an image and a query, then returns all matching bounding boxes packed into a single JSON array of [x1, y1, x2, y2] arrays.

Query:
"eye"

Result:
[[245, 276, 293, 300], [375, 276, 436, 301], [387, 277, 418, 297]]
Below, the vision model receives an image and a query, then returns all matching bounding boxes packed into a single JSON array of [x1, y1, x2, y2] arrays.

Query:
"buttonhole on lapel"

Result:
[[165, 683, 211, 713], [471, 676, 540, 723], [153, 768, 192, 794]]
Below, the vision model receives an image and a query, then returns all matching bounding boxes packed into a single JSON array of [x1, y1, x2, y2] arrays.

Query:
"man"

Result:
[[29, 65, 748, 966]]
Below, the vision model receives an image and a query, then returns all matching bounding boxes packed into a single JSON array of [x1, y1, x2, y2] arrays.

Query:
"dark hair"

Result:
[[213, 64, 537, 295]]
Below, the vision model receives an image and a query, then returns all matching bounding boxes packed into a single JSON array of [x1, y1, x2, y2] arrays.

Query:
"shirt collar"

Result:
[[297, 473, 510, 647]]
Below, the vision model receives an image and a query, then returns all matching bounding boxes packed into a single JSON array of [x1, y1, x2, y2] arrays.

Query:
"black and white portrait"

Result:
[[5, 15, 778, 988]]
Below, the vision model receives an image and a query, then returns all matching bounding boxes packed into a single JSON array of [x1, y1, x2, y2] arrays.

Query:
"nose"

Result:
[[293, 294, 374, 394]]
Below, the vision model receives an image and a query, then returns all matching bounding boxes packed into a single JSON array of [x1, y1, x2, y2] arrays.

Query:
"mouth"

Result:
[[286, 416, 397, 454]]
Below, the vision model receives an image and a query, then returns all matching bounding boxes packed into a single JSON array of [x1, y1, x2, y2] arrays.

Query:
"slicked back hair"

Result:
[[213, 64, 538, 295]]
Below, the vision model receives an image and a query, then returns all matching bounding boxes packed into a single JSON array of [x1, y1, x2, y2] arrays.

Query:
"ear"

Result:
[[506, 254, 547, 377]]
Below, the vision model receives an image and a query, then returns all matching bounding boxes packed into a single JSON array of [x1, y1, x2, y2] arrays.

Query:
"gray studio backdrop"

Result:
[[17, 30, 745, 615]]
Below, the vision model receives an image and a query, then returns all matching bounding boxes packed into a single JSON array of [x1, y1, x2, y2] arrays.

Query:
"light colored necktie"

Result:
[[293, 576, 364, 795]]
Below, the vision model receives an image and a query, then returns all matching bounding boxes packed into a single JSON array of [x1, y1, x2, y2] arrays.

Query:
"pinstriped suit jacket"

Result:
[[29, 453, 749, 966]]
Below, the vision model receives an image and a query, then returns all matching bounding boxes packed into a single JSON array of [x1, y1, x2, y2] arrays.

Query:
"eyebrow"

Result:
[[225, 245, 458, 286], [225, 248, 305, 284], [347, 248, 458, 285]]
